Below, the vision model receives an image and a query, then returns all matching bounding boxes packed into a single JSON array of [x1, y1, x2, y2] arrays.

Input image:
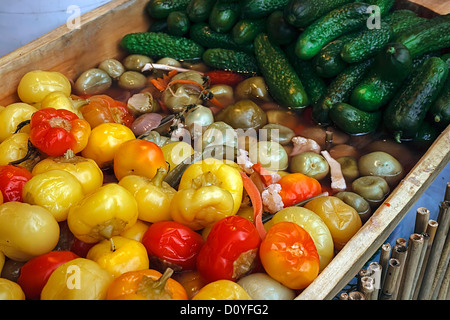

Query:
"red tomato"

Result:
[[0, 164, 33, 202], [142, 221, 204, 271], [259, 221, 320, 290], [80, 94, 135, 129], [70, 237, 96, 258], [29, 108, 91, 156], [196, 215, 261, 283], [17, 250, 79, 300], [113, 139, 168, 181]]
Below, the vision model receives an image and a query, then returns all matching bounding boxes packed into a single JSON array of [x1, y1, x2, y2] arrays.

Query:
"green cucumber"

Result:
[[266, 10, 299, 46], [232, 19, 266, 45], [285, 44, 327, 104], [329, 102, 382, 135], [209, 0, 241, 33], [254, 33, 309, 111], [312, 58, 374, 125], [366, 0, 395, 16], [283, 0, 353, 28], [340, 21, 393, 63], [186, 0, 216, 23], [121, 32, 204, 60], [383, 57, 449, 142], [167, 11, 190, 36], [146, 0, 191, 19], [202, 48, 259, 74], [241, 0, 290, 19], [395, 14, 450, 59], [350, 42, 413, 112], [412, 121, 439, 149], [312, 31, 362, 78], [295, 2, 371, 60], [428, 54, 450, 128], [189, 23, 254, 53]]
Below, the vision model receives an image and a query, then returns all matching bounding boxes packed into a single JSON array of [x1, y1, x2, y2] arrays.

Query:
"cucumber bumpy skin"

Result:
[[329, 102, 382, 135], [120, 32, 204, 61], [254, 33, 309, 111], [202, 48, 259, 74], [383, 57, 449, 142], [295, 2, 371, 60]]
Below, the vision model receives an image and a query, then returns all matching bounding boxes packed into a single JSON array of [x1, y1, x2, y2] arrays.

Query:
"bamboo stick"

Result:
[[348, 291, 365, 300], [339, 292, 349, 300], [413, 220, 439, 299], [398, 233, 424, 299], [368, 262, 382, 299], [360, 276, 376, 300], [437, 262, 449, 300], [391, 244, 407, 299], [410, 233, 429, 296], [380, 258, 401, 300], [418, 201, 450, 300], [379, 243, 391, 290], [430, 231, 450, 299], [444, 182, 450, 202], [357, 269, 372, 291], [414, 207, 430, 234]]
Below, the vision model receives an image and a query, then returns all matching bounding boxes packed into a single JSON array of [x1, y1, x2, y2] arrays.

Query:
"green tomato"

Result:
[[289, 152, 329, 180]]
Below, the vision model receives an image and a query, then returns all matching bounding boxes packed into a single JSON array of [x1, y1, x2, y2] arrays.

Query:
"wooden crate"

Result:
[[0, 0, 448, 300]]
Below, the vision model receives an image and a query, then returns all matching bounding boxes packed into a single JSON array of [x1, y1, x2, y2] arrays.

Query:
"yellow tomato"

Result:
[[17, 70, 71, 104], [39, 91, 82, 117], [264, 206, 334, 271], [161, 141, 194, 172], [0, 132, 40, 171], [81, 122, 135, 168], [41, 258, 114, 300], [22, 169, 85, 222], [67, 183, 138, 243], [87, 236, 149, 278], [191, 280, 252, 300], [31, 154, 103, 195], [0, 202, 60, 261], [0, 102, 37, 142], [120, 219, 151, 242], [304, 196, 362, 250], [178, 158, 243, 216], [118, 171, 176, 223], [0, 278, 25, 300]]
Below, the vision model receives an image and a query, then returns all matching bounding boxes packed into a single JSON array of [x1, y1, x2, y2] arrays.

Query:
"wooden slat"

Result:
[[408, 0, 450, 14], [297, 125, 450, 300], [0, 0, 150, 106]]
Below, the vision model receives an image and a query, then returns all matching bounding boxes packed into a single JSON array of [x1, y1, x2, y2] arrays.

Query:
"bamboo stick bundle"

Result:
[[379, 243, 391, 290], [413, 220, 439, 299], [417, 200, 450, 300], [380, 258, 401, 300], [397, 233, 424, 299]]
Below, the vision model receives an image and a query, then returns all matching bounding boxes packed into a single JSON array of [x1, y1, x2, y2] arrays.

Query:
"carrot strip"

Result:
[[240, 171, 266, 240], [252, 162, 273, 187]]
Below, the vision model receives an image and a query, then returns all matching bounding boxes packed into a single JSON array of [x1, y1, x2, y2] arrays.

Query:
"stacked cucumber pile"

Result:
[[120, 0, 450, 143]]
